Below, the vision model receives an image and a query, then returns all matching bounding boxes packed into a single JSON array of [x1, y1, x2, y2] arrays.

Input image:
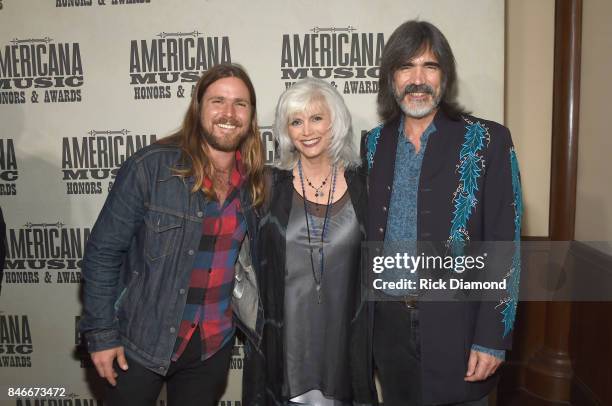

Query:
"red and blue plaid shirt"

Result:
[[172, 152, 246, 361]]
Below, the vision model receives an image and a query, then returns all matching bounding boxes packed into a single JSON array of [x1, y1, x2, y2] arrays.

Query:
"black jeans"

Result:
[[105, 329, 233, 406], [374, 301, 422, 406], [373, 302, 488, 406]]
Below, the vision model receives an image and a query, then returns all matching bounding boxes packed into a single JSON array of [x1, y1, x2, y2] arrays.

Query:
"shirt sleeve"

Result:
[[471, 344, 506, 360]]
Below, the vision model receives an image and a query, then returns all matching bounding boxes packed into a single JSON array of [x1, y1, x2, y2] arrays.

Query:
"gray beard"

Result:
[[398, 98, 440, 119], [395, 84, 442, 119]]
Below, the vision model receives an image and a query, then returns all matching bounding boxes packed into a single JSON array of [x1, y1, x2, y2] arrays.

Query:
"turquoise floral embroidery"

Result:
[[448, 119, 489, 253], [366, 125, 382, 171], [501, 148, 522, 337]]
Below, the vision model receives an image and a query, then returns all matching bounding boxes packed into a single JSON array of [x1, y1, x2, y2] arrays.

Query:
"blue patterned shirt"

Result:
[[382, 117, 435, 296]]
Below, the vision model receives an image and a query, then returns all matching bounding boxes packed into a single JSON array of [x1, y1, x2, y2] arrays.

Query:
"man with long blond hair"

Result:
[[79, 64, 265, 406]]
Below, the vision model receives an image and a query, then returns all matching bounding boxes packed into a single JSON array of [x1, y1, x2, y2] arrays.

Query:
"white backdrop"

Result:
[[0, 0, 504, 404]]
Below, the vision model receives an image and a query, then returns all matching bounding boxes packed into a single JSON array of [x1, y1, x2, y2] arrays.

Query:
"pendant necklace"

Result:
[[297, 159, 337, 304], [304, 169, 332, 198]]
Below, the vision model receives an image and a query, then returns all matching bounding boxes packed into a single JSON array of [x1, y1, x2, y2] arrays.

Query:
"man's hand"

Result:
[[91, 346, 128, 386], [464, 349, 502, 382]]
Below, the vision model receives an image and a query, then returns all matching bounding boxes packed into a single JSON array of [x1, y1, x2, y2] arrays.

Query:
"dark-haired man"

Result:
[[79, 64, 265, 406], [363, 21, 522, 405]]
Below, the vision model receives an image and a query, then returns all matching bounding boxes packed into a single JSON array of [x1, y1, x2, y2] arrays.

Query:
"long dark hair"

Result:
[[159, 63, 265, 206], [377, 20, 467, 122]]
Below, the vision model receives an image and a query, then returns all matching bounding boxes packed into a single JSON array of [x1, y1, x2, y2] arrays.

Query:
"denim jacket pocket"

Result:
[[113, 269, 143, 313], [144, 210, 184, 262], [114, 287, 128, 312]]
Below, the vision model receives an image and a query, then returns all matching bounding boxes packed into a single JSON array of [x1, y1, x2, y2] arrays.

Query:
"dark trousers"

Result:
[[374, 301, 422, 406], [373, 302, 488, 406], [105, 329, 233, 406]]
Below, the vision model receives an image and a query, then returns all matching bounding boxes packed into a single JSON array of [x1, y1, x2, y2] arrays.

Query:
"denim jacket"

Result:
[[79, 144, 263, 375]]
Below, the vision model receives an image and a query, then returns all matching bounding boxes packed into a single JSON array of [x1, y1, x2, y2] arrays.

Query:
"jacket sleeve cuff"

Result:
[[471, 344, 505, 360], [84, 329, 122, 352]]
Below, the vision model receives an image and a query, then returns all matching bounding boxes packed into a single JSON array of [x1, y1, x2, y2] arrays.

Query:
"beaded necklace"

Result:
[[297, 159, 337, 304], [304, 169, 332, 198]]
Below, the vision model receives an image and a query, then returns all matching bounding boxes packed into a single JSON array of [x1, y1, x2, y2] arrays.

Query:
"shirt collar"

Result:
[[203, 150, 244, 189], [398, 115, 438, 142]]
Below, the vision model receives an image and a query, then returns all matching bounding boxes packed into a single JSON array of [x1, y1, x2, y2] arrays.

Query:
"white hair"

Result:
[[273, 77, 361, 170]]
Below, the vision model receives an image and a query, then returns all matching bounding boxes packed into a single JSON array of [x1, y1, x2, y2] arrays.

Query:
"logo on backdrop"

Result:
[[56, 0, 151, 7], [61, 129, 157, 195], [0, 138, 17, 195], [259, 126, 277, 166], [0, 37, 84, 104], [280, 26, 384, 95], [14, 396, 103, 406], [55, 0, 95, 6], [229, 343, 244, 371], [0, 314, 33, 368], [129, 31, 231, 101], [74, 316, 95, 369], [3, 222, 90, 283]]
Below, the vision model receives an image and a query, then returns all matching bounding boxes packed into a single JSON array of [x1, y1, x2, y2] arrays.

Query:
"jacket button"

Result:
[[188, 249, 194, 255], [378, 227, 384, 234], [170, 327, 176, 333], [382, 206, 387, 212], [179, 289, 185, 295], [197, 211, 203, 218], [386, 185, 391, 191]]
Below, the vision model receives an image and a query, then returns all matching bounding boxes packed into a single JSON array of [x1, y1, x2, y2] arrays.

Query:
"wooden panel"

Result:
[[569, 243, 612, 406]]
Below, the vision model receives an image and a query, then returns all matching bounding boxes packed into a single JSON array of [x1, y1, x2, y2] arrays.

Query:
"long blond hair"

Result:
[[159, 64, 265, 206]]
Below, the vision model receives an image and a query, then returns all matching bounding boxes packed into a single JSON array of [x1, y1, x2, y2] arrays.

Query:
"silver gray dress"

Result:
[[283, 189, 361, 405]]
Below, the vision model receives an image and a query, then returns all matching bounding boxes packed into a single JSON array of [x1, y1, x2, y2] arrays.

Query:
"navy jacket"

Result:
[[364, 110, 522, 404]]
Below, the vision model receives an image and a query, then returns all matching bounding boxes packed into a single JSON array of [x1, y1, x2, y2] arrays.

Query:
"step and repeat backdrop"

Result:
[[0, 0, 504, 404]]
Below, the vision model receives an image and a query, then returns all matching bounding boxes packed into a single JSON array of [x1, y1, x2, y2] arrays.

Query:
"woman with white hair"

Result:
[[242, 78, 377, 405]]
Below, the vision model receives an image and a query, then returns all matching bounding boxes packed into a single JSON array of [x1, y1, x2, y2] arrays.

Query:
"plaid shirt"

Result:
[[172, 152, 246, 361]]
